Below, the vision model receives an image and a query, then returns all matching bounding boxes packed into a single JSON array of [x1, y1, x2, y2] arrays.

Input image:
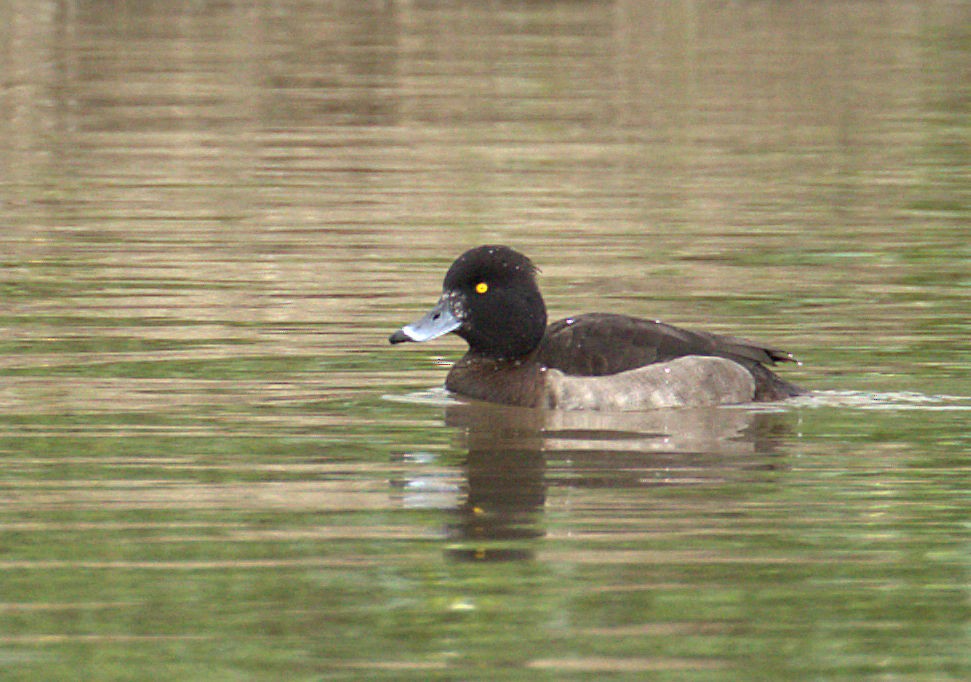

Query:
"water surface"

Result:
[[1, 1, 968, 680]]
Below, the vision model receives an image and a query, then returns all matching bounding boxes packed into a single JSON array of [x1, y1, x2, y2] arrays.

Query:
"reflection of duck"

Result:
[[390, 245, 804, 410], [445, 401, 791, 490], [424, 400, 794, 562], [538, 406, 793, 489], [443, 403, 546, 562]]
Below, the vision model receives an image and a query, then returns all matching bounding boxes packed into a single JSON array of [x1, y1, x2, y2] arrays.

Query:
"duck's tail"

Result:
[[748, 363, 807, 401]]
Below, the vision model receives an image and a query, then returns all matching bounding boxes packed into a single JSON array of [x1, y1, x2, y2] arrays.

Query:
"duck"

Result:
[[389, 245, 805, 410]]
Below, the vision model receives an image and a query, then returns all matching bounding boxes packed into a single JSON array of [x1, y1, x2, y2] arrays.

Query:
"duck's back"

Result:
[[537, 313, 803, 401]]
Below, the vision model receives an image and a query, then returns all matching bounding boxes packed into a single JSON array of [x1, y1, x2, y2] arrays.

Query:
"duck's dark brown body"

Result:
[[538, 313, 804, 402], [445, 354, 548, 407]]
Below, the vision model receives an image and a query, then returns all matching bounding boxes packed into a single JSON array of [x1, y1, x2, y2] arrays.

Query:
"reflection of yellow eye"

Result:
[[475, 282, 488, 294]]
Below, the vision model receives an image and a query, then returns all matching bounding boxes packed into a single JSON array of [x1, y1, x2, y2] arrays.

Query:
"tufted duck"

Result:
[[389, 245, 805, 410]]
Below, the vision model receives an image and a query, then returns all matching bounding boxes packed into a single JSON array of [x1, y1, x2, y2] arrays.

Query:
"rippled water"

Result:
[[1, 1, 968, 680]]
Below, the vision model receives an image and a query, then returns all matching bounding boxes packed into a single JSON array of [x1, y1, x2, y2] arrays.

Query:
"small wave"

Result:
[[786, 390, 971, 411], [382, 387, 458, 407], [384, 387, 971, 412]]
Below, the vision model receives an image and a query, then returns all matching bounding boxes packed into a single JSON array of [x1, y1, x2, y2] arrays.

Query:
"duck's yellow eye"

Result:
[[475, 282, 488, 294]]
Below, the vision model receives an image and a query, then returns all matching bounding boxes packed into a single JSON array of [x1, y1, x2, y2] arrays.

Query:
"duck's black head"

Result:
[[389, 245, 548, 360]]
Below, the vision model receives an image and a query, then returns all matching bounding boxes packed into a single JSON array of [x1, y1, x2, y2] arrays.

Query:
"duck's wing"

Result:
[[537, 313, 798, 377]]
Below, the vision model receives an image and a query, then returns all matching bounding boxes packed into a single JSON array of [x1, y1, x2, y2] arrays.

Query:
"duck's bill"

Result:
[[389, 296, 462, 344]]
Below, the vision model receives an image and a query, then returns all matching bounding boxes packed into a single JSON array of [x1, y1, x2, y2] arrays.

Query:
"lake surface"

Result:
[[1, 1, 968, 680]]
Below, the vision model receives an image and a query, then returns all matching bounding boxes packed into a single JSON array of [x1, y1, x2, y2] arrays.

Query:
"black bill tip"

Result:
[[388, 329, 412, 344]]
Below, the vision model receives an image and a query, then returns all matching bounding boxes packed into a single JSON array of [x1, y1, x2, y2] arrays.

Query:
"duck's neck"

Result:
[[445, 352, 546, 408]]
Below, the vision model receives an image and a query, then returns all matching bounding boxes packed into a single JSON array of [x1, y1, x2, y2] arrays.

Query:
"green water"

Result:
[[1, 1, 968, 680]]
